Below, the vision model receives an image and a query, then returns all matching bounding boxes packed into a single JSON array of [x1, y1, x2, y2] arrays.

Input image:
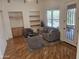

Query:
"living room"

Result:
[[0, 0, 79, 59]]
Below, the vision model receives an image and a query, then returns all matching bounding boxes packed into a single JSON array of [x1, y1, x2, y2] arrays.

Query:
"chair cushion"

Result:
[[27, 36, 44, 50]]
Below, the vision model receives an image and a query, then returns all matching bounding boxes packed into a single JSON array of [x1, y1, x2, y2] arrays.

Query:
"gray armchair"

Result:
[[42, 27, 60, 42]]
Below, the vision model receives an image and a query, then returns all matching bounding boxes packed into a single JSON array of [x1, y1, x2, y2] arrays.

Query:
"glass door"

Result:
[[66, 4, 77, 46]]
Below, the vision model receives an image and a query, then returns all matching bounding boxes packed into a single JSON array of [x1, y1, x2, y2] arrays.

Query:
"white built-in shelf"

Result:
[[31, 24, 40, 27], [29, 11, 40, 32]]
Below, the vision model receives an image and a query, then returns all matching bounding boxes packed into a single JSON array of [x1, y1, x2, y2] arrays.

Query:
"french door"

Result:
[[66, 4, 78, 46]]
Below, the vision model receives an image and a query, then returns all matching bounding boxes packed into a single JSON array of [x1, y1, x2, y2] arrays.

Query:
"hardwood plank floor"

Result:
[[4, 36, 77, 59]]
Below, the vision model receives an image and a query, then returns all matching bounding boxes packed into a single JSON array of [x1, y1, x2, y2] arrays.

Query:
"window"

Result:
[[47, 10, 60, 28], [47, 10, 52, 27]]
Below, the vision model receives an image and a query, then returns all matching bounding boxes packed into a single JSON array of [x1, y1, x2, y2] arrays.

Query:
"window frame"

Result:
[[47, 9, 60, 28]]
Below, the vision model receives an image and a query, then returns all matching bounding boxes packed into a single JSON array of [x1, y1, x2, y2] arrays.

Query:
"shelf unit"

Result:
[[29, 11, 41, 32], [9, 12, 24, 37], [9, 16, 23, 19]]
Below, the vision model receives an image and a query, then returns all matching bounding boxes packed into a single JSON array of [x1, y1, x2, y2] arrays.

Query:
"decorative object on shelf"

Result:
[[24, 0, 26, 3], [29, 15, 40, 17], [8, 0, 10, 3], [36, 0, 38, 4], [41, 21, 44, 27], [30, 20, 40, 22]]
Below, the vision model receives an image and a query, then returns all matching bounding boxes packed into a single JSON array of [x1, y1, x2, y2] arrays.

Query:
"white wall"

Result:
[[76, 0, 79, 59], [0, 0, 2, 10], [0, 11, 7, 59], [0, 1, 7, 59], [2, 0, 13, 40], [40, 0, 60, 25]]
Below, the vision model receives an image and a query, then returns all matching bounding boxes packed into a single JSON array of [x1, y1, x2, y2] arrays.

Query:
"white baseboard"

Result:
[[0, 41, 7, 59]]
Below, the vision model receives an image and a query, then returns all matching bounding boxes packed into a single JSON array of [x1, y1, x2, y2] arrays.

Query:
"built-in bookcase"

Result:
[[29, 11, 41, 32], [9, 12, 24, 37]]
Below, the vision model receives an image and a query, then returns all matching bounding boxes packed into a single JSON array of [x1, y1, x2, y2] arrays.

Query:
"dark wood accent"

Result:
[[8, 0, 10, 3], [36, 0, 38, 4], [30, 20, 40, 22], [31, 24, 40, 27], [4, 37, 77, 59], [24, 0, 26, 3], [12, 27, 24, 37], [29, 15, 40, 17], [9, 16, 23, 19]]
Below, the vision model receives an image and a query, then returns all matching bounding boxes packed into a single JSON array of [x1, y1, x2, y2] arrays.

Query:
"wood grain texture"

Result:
[[12, 27, 24, 37], [4, 37, 77, 59]]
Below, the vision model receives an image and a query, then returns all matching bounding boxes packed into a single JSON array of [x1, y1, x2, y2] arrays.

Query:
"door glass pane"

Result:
[[66, 7, 76, 41]]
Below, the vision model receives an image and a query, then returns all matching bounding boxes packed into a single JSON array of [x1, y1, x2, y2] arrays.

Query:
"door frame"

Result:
[[76, 0, 79, 59], [8, 11, 24, 38], [65, 2, 78, 46]]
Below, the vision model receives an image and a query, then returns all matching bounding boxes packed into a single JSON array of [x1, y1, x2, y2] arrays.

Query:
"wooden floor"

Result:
[[4, 36, 77, 59]]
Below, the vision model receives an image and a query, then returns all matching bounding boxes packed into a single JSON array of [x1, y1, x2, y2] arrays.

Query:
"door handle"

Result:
[[63, 28, 66, 30]]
